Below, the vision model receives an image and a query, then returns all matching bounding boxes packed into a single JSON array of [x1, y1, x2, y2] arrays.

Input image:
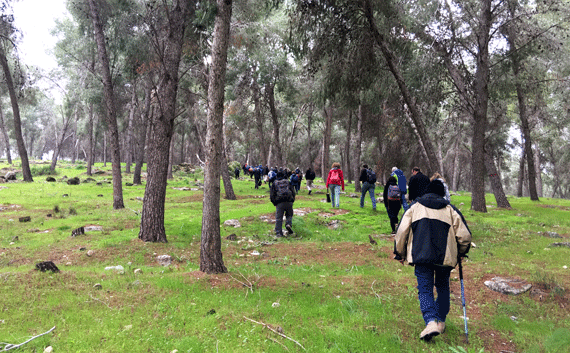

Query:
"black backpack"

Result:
[[274, 179, 292, 201], [366, 169, 377, 184]]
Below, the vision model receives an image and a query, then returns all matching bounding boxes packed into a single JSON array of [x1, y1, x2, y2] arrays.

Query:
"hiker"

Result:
[[408, 167, 430, 202], [267, 167, 277, 188], [305, 167, 316, 195], [326, 162, 345, 208], [270, 169, 296, 237], [393, 180, 472, 342], [253, 165, 263, 189], [383, 176, 401, 234], [290, 168, 302, 193], [359, 164, 377, 210], [391, 167, 409, 211], [234, 166, 240, 179], [430, 172, 450, 201]]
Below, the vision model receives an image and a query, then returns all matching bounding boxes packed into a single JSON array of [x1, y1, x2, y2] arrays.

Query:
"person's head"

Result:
[[363, 164, 368, 169], [412, 167, 421, 175], [387, 176, 397, 185], [276, 169, 285, 179], [332, 162, 341, 169], [430, 172, 444, 182], [426, 180, 446, 197]]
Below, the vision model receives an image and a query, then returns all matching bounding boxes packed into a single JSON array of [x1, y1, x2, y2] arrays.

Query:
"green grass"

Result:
[[0, 161, 569, 352]]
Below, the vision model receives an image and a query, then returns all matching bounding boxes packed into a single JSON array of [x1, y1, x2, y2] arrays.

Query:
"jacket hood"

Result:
[[417, 193, 449, 209]]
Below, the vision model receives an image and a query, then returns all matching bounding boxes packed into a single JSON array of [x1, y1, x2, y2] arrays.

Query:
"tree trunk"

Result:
[[133, 80, 152, 185], [251, 72, 268, 165], [200, 0, 231, 274], [535, 147, 543, 197], [221, 114, 236, 200], [353, 104, 363, 192], [0, 103, 13, 164], [167, 133, 175, 180], [451, 133, 461, 192], [87, 104, 95, 176], [266, 83, 283, 166], [344, 110, 352, 183], [88, 0, 124, 209], [321, 104, 332, 182], [0, 43, 33, 181], [125, 88, 136, 174], [516, 143, 525, 197], [139, 0, 193, 243], [362, 0, 441, 175], [484, 149, 512, 209]]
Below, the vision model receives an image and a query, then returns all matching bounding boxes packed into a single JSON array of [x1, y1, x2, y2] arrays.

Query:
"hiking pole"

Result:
[[458, 256, 469, 344]]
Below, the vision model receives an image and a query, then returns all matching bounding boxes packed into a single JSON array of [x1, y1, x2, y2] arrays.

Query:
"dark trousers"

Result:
[[275, 202, 293, 235]]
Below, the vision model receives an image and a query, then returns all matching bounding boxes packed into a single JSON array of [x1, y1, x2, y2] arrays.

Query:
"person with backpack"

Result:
[[430, 172, 451, 201], [393, 180, 472, 341], [359, 164, 377, 210], [383, 176, 402, 234], [234, 166, 240, 179], [290, 171, 300, 193], [326, 162, 345, 208], [391, 167, 409, 211], [253, 165, 263, 189], [270, 169, 296, 237], [267, 167, 277, 189], [305, 167, 316, 195]]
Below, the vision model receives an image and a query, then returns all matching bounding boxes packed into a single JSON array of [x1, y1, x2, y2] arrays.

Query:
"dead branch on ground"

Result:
[[1, 326, 56, 351], [243, 316, 306, 351]]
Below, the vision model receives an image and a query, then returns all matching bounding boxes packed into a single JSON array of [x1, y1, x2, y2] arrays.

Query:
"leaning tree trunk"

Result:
[[139, 0, 193, 243], [353, 104, 363, 192], [0, 103, 13, 164], [484, 149, 512, 209], [344, 110, 353, 183], [0, 44, 33, 181], [200, 0, 232, 274], [321, 104, 332, 182], [88, 0, 124, 209]]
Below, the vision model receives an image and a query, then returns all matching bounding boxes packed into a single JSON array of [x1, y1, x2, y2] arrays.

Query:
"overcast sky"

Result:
[[12, 0, 70, 72]]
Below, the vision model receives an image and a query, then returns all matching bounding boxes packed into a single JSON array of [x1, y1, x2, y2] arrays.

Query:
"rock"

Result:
[[459, 202, 464, 206], [71, 226, 85, 237], [66, 177, 80, 185], [550, 242, 570, 248], [97, 194, 103, 197], [44, 346, 53, 353], [125, 183, 133, 186], [87, 250, 94, 256], [46, 176, 56, 182], [546, 231, 562, 238], [93, 283, 102, 290], [272, 302, 280, 308], [104, 265, 125, 274], [83, 178, 97, 183], [18, 216, 31, 222], [250, 250, 260, 256], [5, 171, 17, 180], [226, 234, 237, 241], [35, 261, 60, 273], [124, 324, 133, 330], [157, 255, 172, 266], [84, 225, 103, 232], [328, 219, 342, 230], [134, 268, 142, 274], [484, 277, 532, 295], [223, 219, 241, 228]]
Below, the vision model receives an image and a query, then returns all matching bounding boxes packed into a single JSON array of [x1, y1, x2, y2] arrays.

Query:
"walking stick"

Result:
[[458, 256, 469, 344]]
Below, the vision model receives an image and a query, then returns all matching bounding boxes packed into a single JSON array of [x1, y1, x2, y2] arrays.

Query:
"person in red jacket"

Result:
[[326, 162, 344, 207]]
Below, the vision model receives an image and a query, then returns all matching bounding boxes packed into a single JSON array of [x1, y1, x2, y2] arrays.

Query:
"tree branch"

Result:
[[1, 326, 56, 351]]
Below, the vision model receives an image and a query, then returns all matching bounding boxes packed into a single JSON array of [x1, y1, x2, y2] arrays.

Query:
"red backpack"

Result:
[[329, 169, 341, 184]]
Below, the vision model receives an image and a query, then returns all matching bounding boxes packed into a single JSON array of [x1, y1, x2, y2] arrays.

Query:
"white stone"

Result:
[[223, 219, 241, 228], [134, 268, 142, 274], [44, 346, 53, 353], [157, 255, 172, 267], [87, 250, 94, 257], [272, 302, 280, 308], [250, 250, 260, 256]]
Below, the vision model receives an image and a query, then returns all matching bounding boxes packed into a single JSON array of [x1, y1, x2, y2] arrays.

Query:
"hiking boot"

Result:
[[437, 321, 445, 334], [420, 321, 440, 341], [308, 190, 312, 195], [275, 232, 284, 238], [286, 224, 293, 235]]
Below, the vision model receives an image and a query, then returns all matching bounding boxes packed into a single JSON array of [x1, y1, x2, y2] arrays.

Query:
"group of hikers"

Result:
[[236, 161, 472, 343]]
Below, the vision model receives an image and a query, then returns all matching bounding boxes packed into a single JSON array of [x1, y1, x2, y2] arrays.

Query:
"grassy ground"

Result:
[[1, 161, 569, 352]]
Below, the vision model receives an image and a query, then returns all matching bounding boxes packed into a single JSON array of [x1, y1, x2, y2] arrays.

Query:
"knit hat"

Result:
[[426, 180, 445, 197]]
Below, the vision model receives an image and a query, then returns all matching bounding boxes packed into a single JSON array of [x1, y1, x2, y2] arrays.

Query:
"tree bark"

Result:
[[0, 103, 12, 164], [266, 82, 283, 166], [0, 43, 33, 181], [353, 104, 363, 192], [88, 0, 123, 209], [344, 110, 352, 183], [321, 104, 332, 182], [484, 149, 512, 209], [516, 143, 525, 197], [251, 71, 268, 165], [133, 80, 152, 185], [200, 0, 231, 274], [221, 114, 236, 200], [534, 147, 543, 197], [139, 0, 193, 242], [451, 133, 461, 192]]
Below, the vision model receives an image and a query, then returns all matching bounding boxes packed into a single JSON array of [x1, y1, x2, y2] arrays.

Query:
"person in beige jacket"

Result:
[[393, 180, 472, 342]]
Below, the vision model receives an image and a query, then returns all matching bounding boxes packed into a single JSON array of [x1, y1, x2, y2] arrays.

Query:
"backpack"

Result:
[[274, 179, 292, 201], [329, 169, 341, 184], [387, 185, 401, 200], [366, 169, 376, 184], [268, 170, 276, 181], [290, 174, 299, 185]]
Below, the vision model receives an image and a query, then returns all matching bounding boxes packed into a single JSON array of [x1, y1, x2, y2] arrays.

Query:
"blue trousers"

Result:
[[414, 264, 452, 325], [329, 184, 341, 207], [360, 182, 376, 209]]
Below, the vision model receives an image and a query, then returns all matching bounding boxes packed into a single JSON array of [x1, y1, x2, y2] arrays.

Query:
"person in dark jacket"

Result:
[[234, 167, 240, 179], [383, 176, 402, 234], [408, 167, 430, 202], [253, 165, 263, 189], [305, 167, 316, 195], [394, 180, 472, 341], [359, 164, 376, 210], [270, 169, 296, 237]]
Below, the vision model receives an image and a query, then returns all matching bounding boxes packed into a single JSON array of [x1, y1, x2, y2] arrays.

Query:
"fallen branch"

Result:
[[371, 280, 382, 303], [229, 271, 254, 294], [1, 326, 56, 351], [243, 316, 306, 351], [89, 294, 115, 310]]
